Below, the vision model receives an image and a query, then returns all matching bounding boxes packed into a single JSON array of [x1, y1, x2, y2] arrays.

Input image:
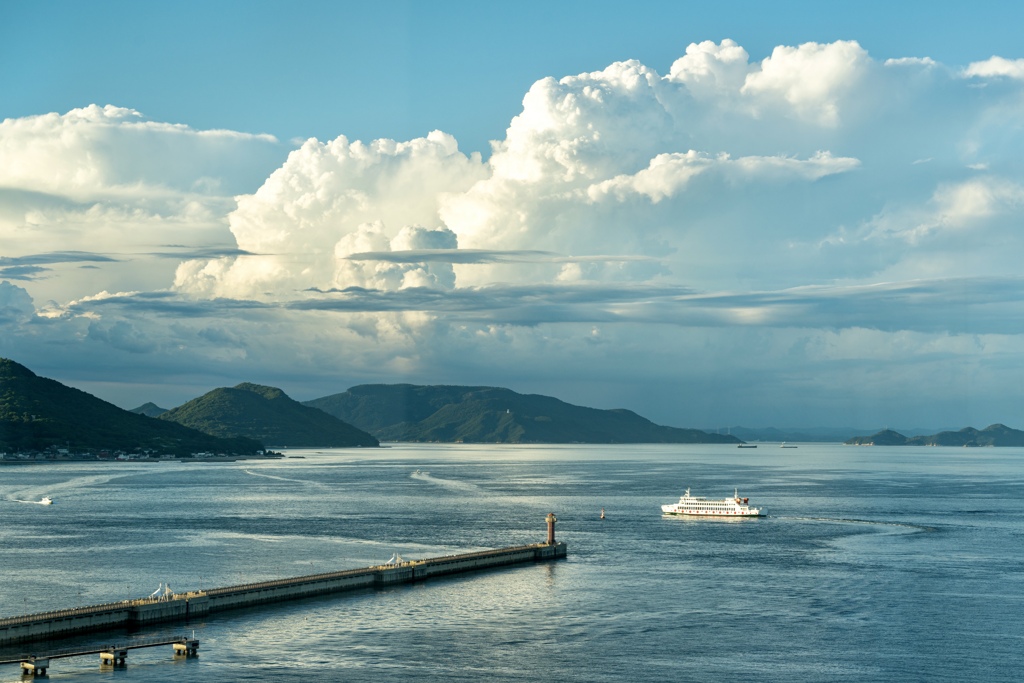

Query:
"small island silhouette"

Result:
[[845, 424, 1024, 447]]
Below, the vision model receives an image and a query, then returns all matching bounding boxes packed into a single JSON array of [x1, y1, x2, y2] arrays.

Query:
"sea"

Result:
[[0, 443, 1022, 682]]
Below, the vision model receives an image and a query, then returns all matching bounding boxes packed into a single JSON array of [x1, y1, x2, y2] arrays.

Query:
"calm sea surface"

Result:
[[1, 443, 1022, 682]]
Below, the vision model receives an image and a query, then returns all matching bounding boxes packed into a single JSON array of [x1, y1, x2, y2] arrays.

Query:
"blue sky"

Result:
[[5, 1, 1022, 153], [3, 1, 1024, 430]]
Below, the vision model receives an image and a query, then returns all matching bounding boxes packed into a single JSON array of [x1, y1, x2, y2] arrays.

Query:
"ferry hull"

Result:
[[662, 509, 761, 517]]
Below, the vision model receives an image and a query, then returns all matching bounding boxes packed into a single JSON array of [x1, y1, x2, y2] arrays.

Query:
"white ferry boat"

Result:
[[661, 488, 761, 517]]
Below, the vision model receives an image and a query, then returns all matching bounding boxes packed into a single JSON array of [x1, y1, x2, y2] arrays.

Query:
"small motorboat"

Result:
[[40, 497, 53, 505]]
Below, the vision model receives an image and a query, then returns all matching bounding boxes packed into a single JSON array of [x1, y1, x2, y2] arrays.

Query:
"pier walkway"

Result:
[[0, 635, 198, 675], [1, 514, 567, 649]]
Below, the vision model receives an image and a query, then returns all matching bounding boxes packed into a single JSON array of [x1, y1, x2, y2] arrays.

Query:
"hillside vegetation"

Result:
[[161, 383, 378, 448], [305, 384, 740, 444], [0, 358, 261, 454]]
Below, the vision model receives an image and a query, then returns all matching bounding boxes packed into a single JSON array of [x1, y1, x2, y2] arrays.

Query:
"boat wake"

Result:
[[242, 469, 326, 487], [12, 497, 52, 505], [410, 470, 480, 492], [772, 515, 935, 532], [4, 473, 122, 503]]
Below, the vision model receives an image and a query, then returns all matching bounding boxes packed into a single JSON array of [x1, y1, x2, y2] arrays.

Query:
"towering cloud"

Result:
[[3, 40, 1024, 427], [174, 131, 486, 298]]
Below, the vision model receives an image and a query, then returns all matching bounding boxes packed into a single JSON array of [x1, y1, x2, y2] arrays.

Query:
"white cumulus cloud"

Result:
[[965, 56, 1024, 79], [174, 131, 486, 299], [0, 105, 287, 305], [0, 104, 280, 199], [741, 40, 871, 127]]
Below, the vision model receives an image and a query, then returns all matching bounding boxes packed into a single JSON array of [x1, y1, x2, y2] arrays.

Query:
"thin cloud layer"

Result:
[[0, 251, 120, 281], [3, 39, 1024, 428]]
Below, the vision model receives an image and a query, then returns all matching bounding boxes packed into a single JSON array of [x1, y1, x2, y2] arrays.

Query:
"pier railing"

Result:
[[1, 544, 550, 626], [1, 540, 565, 647], [202, 543, 544, 596], [0, 596, 184, 629]]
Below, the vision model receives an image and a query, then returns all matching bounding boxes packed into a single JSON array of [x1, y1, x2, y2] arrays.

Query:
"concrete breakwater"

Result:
[[0, 540, 567, 646]]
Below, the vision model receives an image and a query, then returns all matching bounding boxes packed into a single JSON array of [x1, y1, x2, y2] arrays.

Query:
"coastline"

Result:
[[0, 453, 285, 465]]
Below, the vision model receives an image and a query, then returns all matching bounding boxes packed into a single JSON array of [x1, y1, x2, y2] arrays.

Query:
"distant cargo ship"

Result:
[[661, 489, 761, 517]]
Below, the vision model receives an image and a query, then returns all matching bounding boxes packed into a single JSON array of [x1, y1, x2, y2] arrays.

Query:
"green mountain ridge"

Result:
[[160, 382, 379, 448], [304, 384, 741, 444], [0, 358, 262, 455], [845, 424, 1024, 446]]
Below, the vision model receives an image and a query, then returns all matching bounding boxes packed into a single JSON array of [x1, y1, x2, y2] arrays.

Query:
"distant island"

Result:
[[130, 402, 168, 417], [303, 384, 740, 444], [19, 355, 1022, 453], [160, 383, 378, 448], [0, 358, 266, 458], [845, 424, 1024, 447], [719, 426, 930, 443]]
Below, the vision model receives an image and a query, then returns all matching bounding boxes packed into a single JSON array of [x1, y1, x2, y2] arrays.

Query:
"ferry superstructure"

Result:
[[661, 489, 761, 517]]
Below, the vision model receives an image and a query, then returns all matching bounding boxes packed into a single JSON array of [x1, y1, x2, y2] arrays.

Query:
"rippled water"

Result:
[[1, 443, 1022, 681]]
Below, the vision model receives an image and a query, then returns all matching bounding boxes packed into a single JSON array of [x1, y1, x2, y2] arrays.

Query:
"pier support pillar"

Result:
[[21, 659, 48, 676], [545, 512, 557, 545], [174, 639, 200, 656], [101, 649, 127, 666]]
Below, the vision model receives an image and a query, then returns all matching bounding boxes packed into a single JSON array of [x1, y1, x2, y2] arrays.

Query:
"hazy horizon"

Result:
[[3, 2, 1024, 430]]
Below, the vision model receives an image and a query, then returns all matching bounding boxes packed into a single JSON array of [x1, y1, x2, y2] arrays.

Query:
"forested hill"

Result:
[[160, 383, 378, 448], [0, 358, 261, 455], [304, 384, 741, 444]]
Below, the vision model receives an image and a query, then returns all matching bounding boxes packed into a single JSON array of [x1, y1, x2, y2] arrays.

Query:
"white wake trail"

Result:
[[242, 469, 327, 487], [410, 470, 480, 492]]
